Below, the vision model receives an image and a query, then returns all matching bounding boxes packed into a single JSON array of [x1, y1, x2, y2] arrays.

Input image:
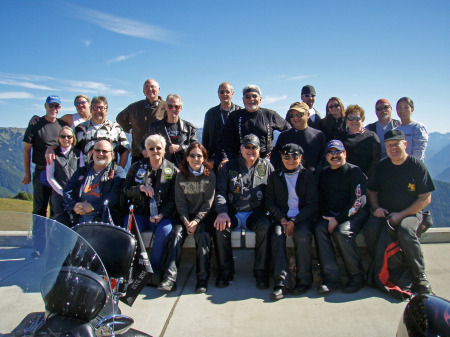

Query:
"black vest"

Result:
[[54, 147, 82, 187]]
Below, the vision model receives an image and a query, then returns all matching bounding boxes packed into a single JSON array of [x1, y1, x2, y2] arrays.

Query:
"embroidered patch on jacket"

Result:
[[163, 167, 173, 179], [408, 182, 416, 192], [256, 163, 267, 177], [229, 170, 239, 178], [348, 184, 362, 217]]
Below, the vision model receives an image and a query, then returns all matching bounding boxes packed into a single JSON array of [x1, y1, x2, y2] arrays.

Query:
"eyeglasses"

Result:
[[376, 105, 391, 112], [244, 94, 259, 99], [94, 149, 112, 154], [328, 104, 340, 109], [59, 135, 73, 139], [189, 153, 203, 159], [48, 103, 61, 109], [347, 116, 362, 121], [326, 150, 343, 156], [149, 146, 163, 152], [290, 112, 306, 118], [283, 154, 300, 160], [93, 106, 107, 111], [303, 94, 316, 98], [75, 101, 88, 106], [167, 104, 182, 110], [244, 145, 258, 150]]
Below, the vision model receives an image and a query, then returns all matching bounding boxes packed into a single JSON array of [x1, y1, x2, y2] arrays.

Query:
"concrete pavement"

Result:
[[1, 240, 449, 337]]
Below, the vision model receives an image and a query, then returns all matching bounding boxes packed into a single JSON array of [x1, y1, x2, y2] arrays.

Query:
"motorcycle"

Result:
[[0, 212, 152, 336]]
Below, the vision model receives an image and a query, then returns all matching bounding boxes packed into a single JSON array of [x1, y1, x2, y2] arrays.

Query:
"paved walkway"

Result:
[[120, 243, 450, 337], [1, 242, 449, 337]]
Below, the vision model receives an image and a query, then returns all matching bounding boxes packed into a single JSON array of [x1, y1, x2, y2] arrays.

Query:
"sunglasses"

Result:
[[328, 104, 340, 109], [283, 154, 300, 160], [244, 145, 258, 150], [94, 149, 112, 154], [59, 135, 73, 139], [303, 94, 315, 98], [48, 103, 61, 108], [189, 153, 203, 159], [93, 106, 107, 111], [75, 101, 88, 106], [244, 94, 259, 99], [376, 105, 391, 112], [149, 146, 163, 152], [290, 112, 306, 118], [326, 150, 343, 156], [219, 90, 232, 95], [347, 116, 362, 121], [167, 104, 182, 110]]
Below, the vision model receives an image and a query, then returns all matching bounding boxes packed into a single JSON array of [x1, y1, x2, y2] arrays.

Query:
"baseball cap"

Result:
[[384, 129, 405, 141], [301, 85, 316, 96], [46, 95, 61, 105], [289, 101, 309, 114], [281, 143, 304, 155], [326, 140, 345, 152], [241, 134, 260, 147]]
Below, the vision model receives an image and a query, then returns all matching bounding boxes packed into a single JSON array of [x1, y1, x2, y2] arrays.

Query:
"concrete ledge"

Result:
[[2, 227, 449, 248], [141, 226, 450, 249]]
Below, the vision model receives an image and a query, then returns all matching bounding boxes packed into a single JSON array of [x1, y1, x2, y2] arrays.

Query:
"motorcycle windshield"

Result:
[[0, 212, 114, 335]]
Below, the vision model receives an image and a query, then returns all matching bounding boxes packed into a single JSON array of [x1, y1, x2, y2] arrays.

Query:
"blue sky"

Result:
[[1, 0, 449, 133]]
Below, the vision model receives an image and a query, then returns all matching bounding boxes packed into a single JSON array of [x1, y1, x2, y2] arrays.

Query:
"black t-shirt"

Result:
[[165, 121, 179, 145], [337, 129, 381, 178], [271, 127, 326, 172], [368, 156, 435, 212], [23, 117, 68, 166]]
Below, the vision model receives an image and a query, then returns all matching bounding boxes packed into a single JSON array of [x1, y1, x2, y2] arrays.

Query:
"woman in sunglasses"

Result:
[[158, 142, 216, 293], [122, 134, 178, 285], [337, 105, 381, 178], [321, 97, 347, 141], [46, 126, 84, 219], [265, 143, 318, 300]]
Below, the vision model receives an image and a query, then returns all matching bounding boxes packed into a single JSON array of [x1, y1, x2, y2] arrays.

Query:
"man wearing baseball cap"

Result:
[[366, 98, 400, 158], [285, 85, 322, 130], [272, 101, 326, 174], [363, 130, 435, 294], [22, 95, 68, 256], [214, 134, 275, 290], [314, 140, 369, 294], [23, 96, 68, 214]]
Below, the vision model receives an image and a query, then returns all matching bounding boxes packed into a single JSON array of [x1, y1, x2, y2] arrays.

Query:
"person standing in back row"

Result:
[[116, 79, 166, 164], [221, 85, 290, 162], [285, 85, 322, 130], [202, 82, 242, 170]]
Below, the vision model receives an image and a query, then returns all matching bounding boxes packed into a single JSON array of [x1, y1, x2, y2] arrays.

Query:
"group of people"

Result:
[[22, 79, 434, 301]]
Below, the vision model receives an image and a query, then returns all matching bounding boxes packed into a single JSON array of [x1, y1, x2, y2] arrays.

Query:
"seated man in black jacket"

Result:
[[315, 140, 369, 294], [214, 134, 274, 289]]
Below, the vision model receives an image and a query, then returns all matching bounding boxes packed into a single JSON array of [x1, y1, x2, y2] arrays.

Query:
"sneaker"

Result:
[[195, 279, 208, 293]]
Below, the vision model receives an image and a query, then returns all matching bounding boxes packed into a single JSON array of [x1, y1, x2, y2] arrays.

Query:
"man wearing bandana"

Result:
[[220, 85, 290, 163], [214, 134, 274, 290]]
